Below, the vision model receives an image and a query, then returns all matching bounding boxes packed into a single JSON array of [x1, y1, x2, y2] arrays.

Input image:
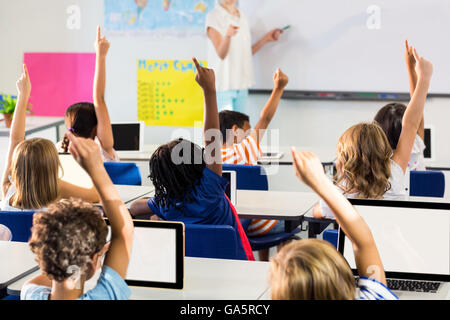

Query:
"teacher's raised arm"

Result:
[[205, 0, 283, 112]]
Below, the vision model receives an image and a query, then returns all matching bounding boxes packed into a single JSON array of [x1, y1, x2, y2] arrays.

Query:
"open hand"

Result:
[[66, 132, 104, 176], [95, 26, 110, 57], [192, 57, 216, 93], [273, 68, 289, 90], [291, 148, 327, 191], [16, 64, 31, 98]]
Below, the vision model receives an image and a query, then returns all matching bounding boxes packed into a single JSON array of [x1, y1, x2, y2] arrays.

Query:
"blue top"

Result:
[[148, 167, 246, 258], [20, 266, 131, 300]]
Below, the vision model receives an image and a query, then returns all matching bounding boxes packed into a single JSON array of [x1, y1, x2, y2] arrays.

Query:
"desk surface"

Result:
[[235, 190, 319, 220], [258, 146, 336, 165], [0, 116, 64, 137], [8, 257, 270, 300], [114, 185, 154, 205], [0, 241, 38, 289]]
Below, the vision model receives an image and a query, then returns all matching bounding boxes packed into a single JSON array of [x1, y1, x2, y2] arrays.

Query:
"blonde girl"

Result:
[[314, 46, 433, 219], [1, 65, 99, 211], [269, 150, 397, 300]]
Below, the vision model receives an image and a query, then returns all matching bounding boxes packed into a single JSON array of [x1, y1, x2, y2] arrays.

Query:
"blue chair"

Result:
[[410, 170, 445, 198], [0, 211, 34, 242], [222, 164, 268, 190], [223, 164, 300, 252], [104, 162, 142, 185], [322, 229, 339, 248], [184, 223, 247, 260]]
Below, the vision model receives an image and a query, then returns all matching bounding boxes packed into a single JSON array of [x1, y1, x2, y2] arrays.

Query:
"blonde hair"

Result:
[[335, 122, 392, 199], [269, 239, 356, 300], [10, 138, 61, 210]]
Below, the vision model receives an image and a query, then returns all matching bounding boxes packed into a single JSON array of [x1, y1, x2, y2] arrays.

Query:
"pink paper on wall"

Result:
[[24, 53, 95, 116]]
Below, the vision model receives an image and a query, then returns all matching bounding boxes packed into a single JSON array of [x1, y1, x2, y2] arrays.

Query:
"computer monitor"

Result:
[[222, 170, 237, 206], [111, 121, 144, 152], [338, 199, 450, 281], [106, 219, 184, 289]]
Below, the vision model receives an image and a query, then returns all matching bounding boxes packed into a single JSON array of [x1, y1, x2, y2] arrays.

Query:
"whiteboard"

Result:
[[240, 0, 450, 94]]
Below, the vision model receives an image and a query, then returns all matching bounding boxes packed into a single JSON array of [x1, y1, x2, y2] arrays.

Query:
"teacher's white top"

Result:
[[205, 5, 254, 92]]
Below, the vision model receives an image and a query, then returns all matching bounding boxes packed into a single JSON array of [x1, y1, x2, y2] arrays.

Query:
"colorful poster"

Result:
[[105, 0, 215, 36], [23, 53, 95, 116], [137, 59, 206, 127]]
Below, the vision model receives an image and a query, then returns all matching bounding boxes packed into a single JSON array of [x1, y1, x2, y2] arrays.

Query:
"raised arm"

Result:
[[67, 132, 133, 279], [192, 57, 222, 176], [252, 68, 288, 142], [93, 26, 115, 159], [2, 64, 31, 197], [405, 40, 424, 141], [392, 47, 433, 172], [291, 149, 386, 285]]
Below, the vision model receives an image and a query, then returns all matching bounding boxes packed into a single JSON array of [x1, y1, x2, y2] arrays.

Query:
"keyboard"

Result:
[[387, 279, 441, 293]]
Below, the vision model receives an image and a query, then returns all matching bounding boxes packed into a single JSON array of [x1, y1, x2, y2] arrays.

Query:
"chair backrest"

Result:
[[0, 211, 34, 242], [184, 223, 247, 260], [222, 164, 268, 191], [410, 170, 445, 198], [104, 162, 142, 185]]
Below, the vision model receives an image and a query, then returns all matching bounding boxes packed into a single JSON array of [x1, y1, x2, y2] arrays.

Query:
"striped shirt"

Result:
[[356, 277, 399, 300], [221, 135, 262, 165], [221, 135, 279, 237]]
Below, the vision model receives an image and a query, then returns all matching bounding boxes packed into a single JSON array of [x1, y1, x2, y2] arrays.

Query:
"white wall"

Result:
[[1, 0, 450, 194]]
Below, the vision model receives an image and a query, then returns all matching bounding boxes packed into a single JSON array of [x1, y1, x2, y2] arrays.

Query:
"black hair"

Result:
[[219, 110, 250, 144], [149, 138, 206, 213], [65, 102, 98, 138], [373, 103, 407, 150]]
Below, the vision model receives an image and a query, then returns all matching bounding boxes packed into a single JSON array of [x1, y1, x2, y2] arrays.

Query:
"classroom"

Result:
[[0, 0, 449, 308]]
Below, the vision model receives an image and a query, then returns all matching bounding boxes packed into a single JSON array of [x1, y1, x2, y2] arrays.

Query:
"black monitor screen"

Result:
[[111, 123, 141, 151]]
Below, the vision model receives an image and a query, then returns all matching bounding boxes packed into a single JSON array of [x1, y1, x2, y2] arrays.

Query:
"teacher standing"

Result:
[[206, 0, 283, 112]]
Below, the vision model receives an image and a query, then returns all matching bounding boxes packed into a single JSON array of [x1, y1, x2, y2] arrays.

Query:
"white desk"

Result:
[[0, 116, 64, 140], [8, 257, 270, 300], [117, 144, 160, 162], [235, 190, 319, 232], [258, 146, 336, 166], [0, 241, 39, 290], [114, 185, 154, 205]]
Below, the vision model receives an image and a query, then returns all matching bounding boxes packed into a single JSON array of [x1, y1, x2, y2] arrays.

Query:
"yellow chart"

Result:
[[137, 59, 206, 127]]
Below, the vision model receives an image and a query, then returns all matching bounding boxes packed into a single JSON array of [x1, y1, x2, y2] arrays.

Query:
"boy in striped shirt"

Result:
[[219, 68, 289, 260]]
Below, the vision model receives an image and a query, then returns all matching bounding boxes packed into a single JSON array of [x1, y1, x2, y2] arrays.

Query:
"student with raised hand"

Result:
[[61, 26, 119, 162], [1, 65, 99, 212], [374, 40, 426, 171], [269, 149, 397, 300], [21, 133, 134, 300], [314, 47, 433, 219], [129, 58, 254, 261]]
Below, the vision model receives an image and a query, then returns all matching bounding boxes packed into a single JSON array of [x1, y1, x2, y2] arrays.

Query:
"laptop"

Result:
[[105, 219, 184, 289], [111, 121, 145, 153], [338, 199, 450, 300], [222, 170, 237, 206], [58, 153, 93, 188]]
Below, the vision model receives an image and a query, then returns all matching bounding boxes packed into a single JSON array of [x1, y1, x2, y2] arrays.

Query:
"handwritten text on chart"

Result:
[[138, 60, 206, 73]]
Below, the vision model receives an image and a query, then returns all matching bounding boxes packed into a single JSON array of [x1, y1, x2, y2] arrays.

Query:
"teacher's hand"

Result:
[[226, 24, 239, 37], [264, 28, 283, 42]]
